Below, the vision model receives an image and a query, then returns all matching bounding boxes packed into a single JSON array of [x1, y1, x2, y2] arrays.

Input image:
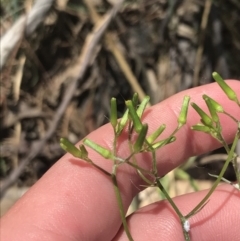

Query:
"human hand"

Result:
[[1, 81, 240, 241]]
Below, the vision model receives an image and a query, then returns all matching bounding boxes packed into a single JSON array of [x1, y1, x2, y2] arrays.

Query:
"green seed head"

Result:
[[212, 72, 238, 103], [83, 139, 113, 159], [178, 96, 190, 126], [126, 100, 143, 133], [110, 97, 118, 128]]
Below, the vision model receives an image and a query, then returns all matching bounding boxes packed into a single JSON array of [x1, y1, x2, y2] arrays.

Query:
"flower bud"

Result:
[[126, 100, 143, 133], [110, 98, 118, 128], [178, 96, 190, 126], [136, 96, 150, 118], [84, 139, 113, 159], [60, 138, 83, 158], [212, 72, 239, 103], [134, 124, 148, 152], [146, 124, 166, 144], [191, 103, 213, 127]]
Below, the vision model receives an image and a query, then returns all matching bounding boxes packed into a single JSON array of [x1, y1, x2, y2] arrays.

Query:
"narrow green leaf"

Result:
[[136, 96, 150, 118], [212, 72, 239, 103], [83, 139, 113, 159], [191, 103, 213, 127], [110, 97, 118, 128], [126, 100, 143, 133], [60, 138, 83, 158], [178, 96, 190, 126], [134, 124, 148, 152], [146, 124, 166, 144]]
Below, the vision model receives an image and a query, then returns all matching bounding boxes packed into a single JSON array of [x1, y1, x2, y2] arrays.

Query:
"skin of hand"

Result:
[[1, 81, 240, 241]]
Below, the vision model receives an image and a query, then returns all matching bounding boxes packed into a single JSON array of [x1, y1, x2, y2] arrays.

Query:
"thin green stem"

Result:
[[136, 169, 154, 185], [232, 124, 240, 187], [144, 139, 157, 175], [156, 178, 183, 218], [183, 226, 191, 241], [151, 149, 157, 175], [112, 127, 133, 240], [214, 121, 240, 188], [156, 178, 191, 241], [113, 132, 117, 159], [232, 154, 240, 186], [124, 160, 154, 176], [83, 157, 112, 176], [125, 123, 155, 180], [216, 133, 230, 153], [112, 165, 133, 241], [90, 162, 112, 176], [223, 111, 239, 123], [186, 132, 239, 219]]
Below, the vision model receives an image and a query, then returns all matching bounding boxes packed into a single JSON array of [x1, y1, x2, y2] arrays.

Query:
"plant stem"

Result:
[[156, 178, 191, 241], [112, 165, 134, 241], [156, 178, 183, 218], [223, 111, 239, 123], [232, 154, 240, 186], [185, 132, 239, 219], [112, 131, 134, 240], [90, 162, 112, 176], [183, 227, 191, 241]]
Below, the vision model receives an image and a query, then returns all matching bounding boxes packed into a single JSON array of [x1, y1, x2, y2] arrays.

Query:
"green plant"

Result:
[[60, 72, 240, 241]]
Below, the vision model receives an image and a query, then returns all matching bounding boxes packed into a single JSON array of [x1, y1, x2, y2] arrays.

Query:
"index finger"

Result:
[[1, 81, 240, 241]]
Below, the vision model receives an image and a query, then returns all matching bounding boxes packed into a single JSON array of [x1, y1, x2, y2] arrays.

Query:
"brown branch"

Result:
[[83, 0, 149, 105], [0, 0, 55, 69], [0, 1, 124, 198], [192, 0, 212, 87]]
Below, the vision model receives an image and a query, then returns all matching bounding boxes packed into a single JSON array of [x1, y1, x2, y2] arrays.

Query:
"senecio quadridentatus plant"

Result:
[[60, 72, 240, 241]]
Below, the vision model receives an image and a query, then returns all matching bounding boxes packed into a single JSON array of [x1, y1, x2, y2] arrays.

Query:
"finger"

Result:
[[114, 185, 240, 241], [1, 81, 240, 241]]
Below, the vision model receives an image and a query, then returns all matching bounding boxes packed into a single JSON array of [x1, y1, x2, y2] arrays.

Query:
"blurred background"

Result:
[[1, 0, 240, 216]]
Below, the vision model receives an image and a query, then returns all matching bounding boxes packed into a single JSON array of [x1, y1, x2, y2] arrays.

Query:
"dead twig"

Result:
[[0, 0, 54, 69], [0, 1, 124, 198], [83, 0, 149, 104], [193, 0, 212, 87]]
